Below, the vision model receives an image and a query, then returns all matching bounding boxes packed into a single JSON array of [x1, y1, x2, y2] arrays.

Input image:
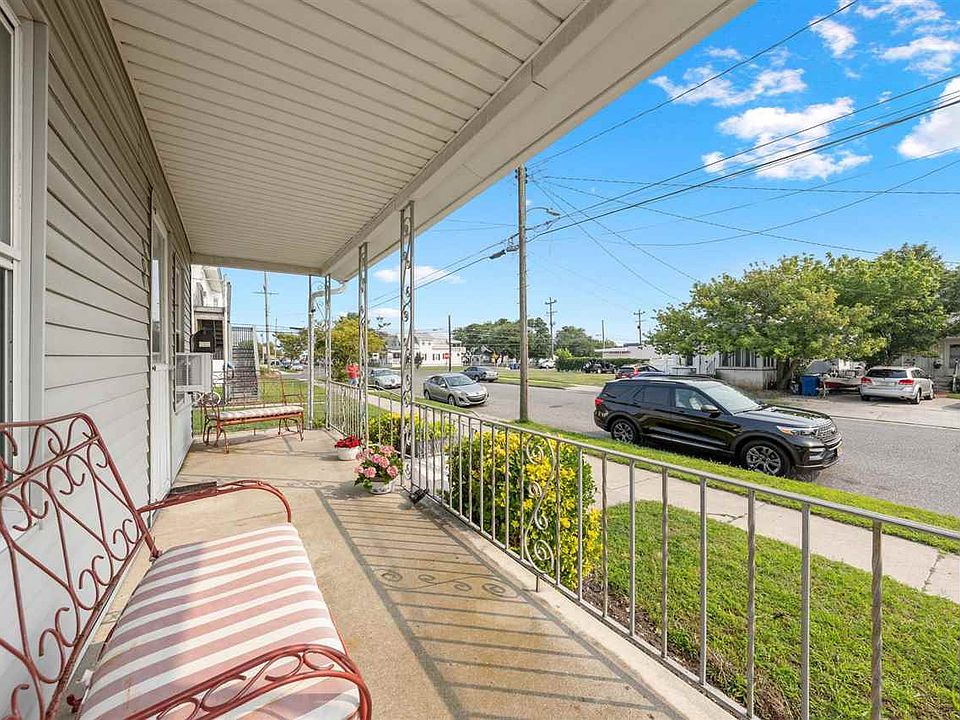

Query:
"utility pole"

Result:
[[447, 314, 453, 372], [601, 319, 606, 349], [545, 297, 557, 358], [517, 164, 529, 423], [634, 309, 644, 345], [307, 275, 315, 428], [253, 271, 277, 368]]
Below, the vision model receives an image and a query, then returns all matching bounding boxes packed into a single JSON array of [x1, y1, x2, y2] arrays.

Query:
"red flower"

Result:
[[335, 435, 361, 449]]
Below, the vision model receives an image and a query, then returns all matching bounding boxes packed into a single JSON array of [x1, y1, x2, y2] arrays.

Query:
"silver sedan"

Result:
[[423, 373, 488, 406]]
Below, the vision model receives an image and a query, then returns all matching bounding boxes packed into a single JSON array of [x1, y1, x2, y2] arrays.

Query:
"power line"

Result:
[[541, 151, 960, 259], [530, 70, 960, 220], [533, 92, 960, 240], [531, 0, 861, 167], [541, 175, 960, 195]]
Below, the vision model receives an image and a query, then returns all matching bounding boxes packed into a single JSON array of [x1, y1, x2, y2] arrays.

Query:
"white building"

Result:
[[384, 331, 466, 368], [191, 265, 231, 365]]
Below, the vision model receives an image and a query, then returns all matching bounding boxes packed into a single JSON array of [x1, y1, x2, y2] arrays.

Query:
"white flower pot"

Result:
[[368, 480, 393, 495], [336, 446, 359, 461]]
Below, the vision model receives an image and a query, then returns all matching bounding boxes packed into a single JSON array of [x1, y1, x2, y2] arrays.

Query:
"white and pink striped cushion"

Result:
[[80, 525, 360, 720]]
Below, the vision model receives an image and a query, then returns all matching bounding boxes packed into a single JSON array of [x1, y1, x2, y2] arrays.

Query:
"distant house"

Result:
[[895, 335, 960, 388], [384, 331, 466, 368], [191, 265, 231, 369]]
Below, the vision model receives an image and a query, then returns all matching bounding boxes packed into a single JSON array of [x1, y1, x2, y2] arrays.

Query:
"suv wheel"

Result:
[[741, 440, 791, 477], [911, 389, 921, 405], [610, 418, 638, 444]]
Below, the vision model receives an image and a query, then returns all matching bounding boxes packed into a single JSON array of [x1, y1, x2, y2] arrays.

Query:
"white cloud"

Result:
[[650, 66, 806, 107], [371, 307, 400, 320], [897, 77, 960, 157], [880, 34, 960, 76], [373, 265, 463, 285], [703, 98, 872, 180], [811, 18, 858, 58], [855, 0, 945, 30], [704, 46, 743, 61]]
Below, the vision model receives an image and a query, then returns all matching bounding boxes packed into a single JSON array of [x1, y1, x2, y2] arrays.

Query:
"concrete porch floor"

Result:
[[70, 429, 733, 720]]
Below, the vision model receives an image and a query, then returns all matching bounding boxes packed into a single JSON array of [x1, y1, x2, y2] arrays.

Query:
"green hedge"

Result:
[[368, 412, 455, 452], [556, 356, 644, 372], [446, 431, 602, 589]]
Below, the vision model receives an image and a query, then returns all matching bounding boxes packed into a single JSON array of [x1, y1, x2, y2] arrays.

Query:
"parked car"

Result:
[[594, 376, 842, 477], [859, 366, 934, 404], [463, 365, 499, 382], [423, 373, 488, 406], [508, 361, 521, 370], [538, 358, 556, 369], [582, 360, 615, 374], [615, 364, 660, 379], [369, 368, 401, 390], [289, 362, 304, 372]]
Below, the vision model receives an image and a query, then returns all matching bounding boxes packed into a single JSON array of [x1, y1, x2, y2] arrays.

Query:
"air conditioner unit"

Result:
[[175, 352, 213, 393]]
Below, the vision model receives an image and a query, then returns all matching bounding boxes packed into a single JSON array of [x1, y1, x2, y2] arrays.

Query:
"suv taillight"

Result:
[[861, 377, 872, 384], [898, 378, 915, 385], [595, 397, 603, 407]]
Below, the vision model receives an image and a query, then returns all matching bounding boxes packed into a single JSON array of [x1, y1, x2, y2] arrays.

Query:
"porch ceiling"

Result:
[[102, 0, 752, 281]]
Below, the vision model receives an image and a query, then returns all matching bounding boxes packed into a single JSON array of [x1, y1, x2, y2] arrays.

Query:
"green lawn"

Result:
[[475, 367, 611, 388], [515, 420, 960, 555], [948, 392, 960, 400], [604, 502, 960, 720]]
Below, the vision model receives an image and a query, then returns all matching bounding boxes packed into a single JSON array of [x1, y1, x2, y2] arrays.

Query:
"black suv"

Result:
[[594, 376, 842, 476]]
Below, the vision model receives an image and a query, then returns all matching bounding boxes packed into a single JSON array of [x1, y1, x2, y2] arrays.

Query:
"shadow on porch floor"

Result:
[[69, 429, 729, 720]]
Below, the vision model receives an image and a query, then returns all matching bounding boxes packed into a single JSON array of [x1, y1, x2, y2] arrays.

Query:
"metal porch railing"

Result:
[[349, 391, 959, 720]]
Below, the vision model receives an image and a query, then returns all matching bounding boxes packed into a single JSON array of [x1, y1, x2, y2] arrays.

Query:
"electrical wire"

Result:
[[531, 0, 862, 167], [540, 175, 960, 195]]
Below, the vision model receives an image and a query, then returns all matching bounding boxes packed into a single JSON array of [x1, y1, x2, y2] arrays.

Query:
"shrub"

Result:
[[556, 356, 642, 372], [368, 412, 455, 452], [447, 430, 601, 590]]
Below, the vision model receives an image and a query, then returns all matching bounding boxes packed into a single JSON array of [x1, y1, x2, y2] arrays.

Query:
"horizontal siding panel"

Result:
[[46, 223, 147, 305], [45, 325, 146, 357], [45, 258, 148, 322], [46, 291, 148, 339], [45, 355, 147, 390], [44, 372, 147, 416], [47, 174, 147, 276]]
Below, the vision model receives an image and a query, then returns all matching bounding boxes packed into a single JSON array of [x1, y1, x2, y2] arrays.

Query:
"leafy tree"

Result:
[[329, 313, 385, 380], [829, 244, 948, 363], [942, 264, 960, 336], [555, 325, 599, 357], [650, 256, 881, 387], [275, 330, 308, 359], [454, 317, 552, 360]]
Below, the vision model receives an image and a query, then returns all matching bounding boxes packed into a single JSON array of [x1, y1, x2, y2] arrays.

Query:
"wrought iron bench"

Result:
[[199, 372, 305, 452], [0, 413, 371, 720]]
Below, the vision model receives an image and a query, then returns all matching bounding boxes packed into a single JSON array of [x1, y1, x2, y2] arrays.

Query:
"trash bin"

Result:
[[800, 374, 821, 396]]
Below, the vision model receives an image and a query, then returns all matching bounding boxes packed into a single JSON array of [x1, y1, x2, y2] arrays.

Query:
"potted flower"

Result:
[[354, 444, 401, 495], [334, 435, 361, 461]]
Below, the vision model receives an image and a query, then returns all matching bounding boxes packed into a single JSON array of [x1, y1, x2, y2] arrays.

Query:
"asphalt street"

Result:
[[418, 374, 960, 518]]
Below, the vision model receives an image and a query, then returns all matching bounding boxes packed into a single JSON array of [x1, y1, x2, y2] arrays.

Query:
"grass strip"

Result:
[[603, 502, 960, 720], [515, 420, 960, 555]]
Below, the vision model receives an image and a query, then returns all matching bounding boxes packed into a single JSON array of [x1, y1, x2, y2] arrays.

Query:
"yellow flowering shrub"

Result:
[[368, 412, 455, 452], [447, 430, 601, 591]]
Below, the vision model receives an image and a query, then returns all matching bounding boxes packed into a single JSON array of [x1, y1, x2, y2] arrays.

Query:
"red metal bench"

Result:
[[0, 413, 370, 720], [199, 373, 305, 452]]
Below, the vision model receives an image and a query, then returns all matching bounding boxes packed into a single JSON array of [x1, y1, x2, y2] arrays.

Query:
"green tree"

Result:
[[829, 244, 948, 364], [329, 313, 386, 380], [650, 256, 881, 387], [555, 325, 599, 356], [275, 329, 308, 359], [454, 317, 552, 360], [941, 264, 960, 336]]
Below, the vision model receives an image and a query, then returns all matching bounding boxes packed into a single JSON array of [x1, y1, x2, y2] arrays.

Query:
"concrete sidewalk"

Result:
[[590, 456, 960, 603]]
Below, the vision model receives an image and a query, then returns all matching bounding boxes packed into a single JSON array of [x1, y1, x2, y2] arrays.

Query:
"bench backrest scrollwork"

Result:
[[0, 413, 156, 720]]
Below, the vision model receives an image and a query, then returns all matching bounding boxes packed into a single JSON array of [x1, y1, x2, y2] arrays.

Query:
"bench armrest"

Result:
[[126, 643, 371, 720], [138, 480, 293, 556]]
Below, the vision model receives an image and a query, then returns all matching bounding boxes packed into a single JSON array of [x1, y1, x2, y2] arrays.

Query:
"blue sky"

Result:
[[226, 0, 960, 345]]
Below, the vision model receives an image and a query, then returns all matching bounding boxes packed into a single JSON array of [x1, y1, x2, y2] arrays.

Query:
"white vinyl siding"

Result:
[[40, 0, 189, 507]]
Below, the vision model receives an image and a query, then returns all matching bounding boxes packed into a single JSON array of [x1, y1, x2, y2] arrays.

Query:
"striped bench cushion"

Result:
[[80, 525, 360, 720], [219, 404, 303, 421]]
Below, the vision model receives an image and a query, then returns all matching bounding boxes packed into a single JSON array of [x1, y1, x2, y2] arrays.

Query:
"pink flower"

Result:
[[386, 465, 398, 478], [355, 465, 364, 474], [377, 455, 390, 468], [364, 466, 376, 478]]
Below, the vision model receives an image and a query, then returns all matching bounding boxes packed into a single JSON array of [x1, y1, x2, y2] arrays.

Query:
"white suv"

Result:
[[859, 366, 935, 404]]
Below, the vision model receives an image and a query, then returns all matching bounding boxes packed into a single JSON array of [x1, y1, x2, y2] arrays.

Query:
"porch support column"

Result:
[[307, 274, 315, 429], [323, 275, 332, 430], [399, 201, 416, 489], [358, 244, 369, 444]]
